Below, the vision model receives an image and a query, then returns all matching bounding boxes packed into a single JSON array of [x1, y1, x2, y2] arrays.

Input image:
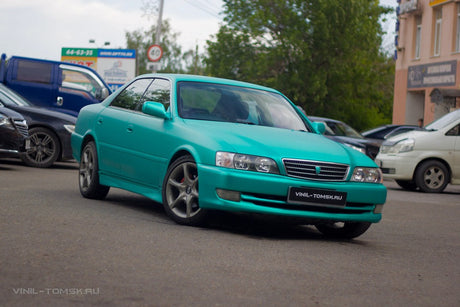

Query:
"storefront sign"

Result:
[[407, 60, 457, 88], [429, 0, 452, 7]]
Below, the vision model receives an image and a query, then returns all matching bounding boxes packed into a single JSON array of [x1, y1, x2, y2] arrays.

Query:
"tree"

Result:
[[125, 19, 190, 74], [205, 0, 394, 130]]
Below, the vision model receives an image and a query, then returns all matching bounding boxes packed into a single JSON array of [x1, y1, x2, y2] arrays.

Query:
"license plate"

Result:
[[25, 138, 31, 150], [288, 187, 347, 207]]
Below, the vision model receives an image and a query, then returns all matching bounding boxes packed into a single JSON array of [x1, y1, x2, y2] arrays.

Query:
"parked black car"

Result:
[[0, 107, 29, 158], [0, 83, 76, 167], [361, 124, 423, 143], [309, 116, 380, 160]]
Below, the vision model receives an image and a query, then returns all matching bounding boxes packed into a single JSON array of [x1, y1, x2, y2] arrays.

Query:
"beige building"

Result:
[[394, 0, 460, 126]]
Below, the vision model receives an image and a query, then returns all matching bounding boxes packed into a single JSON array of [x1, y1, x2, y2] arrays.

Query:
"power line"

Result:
[[182, 0, 221, 19]]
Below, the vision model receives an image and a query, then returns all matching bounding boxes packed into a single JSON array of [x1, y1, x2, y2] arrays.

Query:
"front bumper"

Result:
[[0, 129, 29, 157], [60, 131, 74, 160], [198, 164, 387, 223], [375, 153, 418, 180]]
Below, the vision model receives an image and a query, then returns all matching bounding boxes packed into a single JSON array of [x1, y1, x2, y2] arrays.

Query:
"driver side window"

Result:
[[110, 78, 152, 110], [446, 124, 460, 136]]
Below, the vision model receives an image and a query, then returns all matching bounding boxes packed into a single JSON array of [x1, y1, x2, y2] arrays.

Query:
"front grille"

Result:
[[283, 159, 349, 181], [241, 193, 372, 214], [13, 120, 29, 137]]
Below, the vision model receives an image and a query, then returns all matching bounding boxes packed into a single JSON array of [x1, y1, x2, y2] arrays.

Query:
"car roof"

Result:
[[136, 73, 280, 93], [362, 124, 419, 134]]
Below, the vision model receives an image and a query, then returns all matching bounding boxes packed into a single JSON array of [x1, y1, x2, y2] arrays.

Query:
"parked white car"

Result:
[[375, 109, 460, 193]]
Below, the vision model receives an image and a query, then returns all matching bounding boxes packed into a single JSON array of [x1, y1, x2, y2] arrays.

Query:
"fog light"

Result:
[[374, 204, 384, 214], [216, 189, 241, 202]]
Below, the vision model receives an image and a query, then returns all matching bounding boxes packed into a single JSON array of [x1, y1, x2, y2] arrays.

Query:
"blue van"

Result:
[[0, 54, 111, 117]]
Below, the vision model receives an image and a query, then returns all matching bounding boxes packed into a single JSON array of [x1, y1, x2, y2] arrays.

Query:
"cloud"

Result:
[[0, 0, 223, 60]]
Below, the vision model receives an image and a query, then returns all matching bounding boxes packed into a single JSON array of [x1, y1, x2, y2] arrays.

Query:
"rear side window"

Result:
[[15, 60, 53, 84]]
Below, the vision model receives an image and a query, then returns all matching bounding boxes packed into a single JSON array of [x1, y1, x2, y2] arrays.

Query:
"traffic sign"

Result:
[[147, 44, 163, 62]]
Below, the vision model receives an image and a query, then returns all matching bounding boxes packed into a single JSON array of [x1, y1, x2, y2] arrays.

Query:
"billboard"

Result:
[[61, 47, 136, 91]]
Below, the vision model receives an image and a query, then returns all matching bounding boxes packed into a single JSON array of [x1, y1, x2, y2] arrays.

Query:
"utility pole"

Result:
[[155, 0, 164, 45], [151, 0, 164, 73]]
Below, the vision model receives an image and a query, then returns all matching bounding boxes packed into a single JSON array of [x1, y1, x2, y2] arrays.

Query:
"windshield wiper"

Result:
[[236, 119, 256, 125]]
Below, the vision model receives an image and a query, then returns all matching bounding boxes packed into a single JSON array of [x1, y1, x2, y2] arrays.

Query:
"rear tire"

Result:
[[79, 141, 110, 199], [315, 222, 372, 239]]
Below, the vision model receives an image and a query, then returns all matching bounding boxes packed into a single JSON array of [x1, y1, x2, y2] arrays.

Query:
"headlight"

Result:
[[64, 124, 75, 134], [351, 167, 383, 183], [0, 115, 13, 127], [216, 152, 279, 174], [380, 138, 414, 154], [344, 143, 366, 154]]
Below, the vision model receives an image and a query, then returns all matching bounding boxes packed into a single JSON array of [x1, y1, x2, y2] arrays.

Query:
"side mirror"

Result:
[[142, 101, 169, 119], [311, 122, 326, 134]]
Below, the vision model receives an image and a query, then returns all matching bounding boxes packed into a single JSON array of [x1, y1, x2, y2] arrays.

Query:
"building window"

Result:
[[433, 8, 442, 56], [456, 4, 460, 53], [415, 17, 422, 59]]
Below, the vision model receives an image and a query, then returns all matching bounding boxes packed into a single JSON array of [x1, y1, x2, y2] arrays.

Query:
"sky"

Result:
[[0, 0, 397, 61]]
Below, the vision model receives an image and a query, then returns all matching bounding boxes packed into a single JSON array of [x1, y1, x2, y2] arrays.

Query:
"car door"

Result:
[[96, 78, 153, 180], [446, 122, 460, 181], [122, 78, 172, 188], [57, 65, 106, 116]]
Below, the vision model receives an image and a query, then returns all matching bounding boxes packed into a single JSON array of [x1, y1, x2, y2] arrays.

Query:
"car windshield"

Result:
[[425, 109, 460, 131], [321, 120, 363, 138], [177, 82, 308, 131], [0, 84, 32, 107]]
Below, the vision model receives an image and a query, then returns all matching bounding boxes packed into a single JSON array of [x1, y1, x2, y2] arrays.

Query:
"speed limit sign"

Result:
[[147, 44, 163, 62]]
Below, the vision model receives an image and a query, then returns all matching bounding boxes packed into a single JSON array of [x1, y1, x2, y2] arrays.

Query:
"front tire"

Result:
[[20, 127, 60, 168], [395, 180, 418, 191], [315, 222, 372, 239], [79, 141, 110, 199], [162, 155, 208, 226], [415, 160, 449, 193]]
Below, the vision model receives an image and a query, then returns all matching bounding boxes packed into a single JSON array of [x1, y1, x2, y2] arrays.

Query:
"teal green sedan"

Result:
[[71, 74, 387, 239]]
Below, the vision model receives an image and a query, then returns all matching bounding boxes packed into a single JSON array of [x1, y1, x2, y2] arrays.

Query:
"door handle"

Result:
[[56, 96, 63, 106], [127, 124, 133, 133]]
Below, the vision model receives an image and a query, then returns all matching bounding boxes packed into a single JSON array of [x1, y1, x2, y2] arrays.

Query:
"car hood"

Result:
[[383, 129, 431, 144], [7, 105, 77, 124], [182, 120, 376, 167], [0, 106, 25, 121], [331, 135, 380, 148]]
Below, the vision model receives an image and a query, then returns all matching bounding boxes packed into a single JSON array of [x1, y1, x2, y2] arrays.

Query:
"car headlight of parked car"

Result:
[[351, 167, 383, 183], [64, 124, 75, 134], [0, 114, 13, 127], [216, 151, 280, 174], [380, 138, 415, 154]]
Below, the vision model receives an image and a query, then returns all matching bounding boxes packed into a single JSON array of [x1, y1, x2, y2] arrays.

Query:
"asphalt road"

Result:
[[1, 158, 459, 307]]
